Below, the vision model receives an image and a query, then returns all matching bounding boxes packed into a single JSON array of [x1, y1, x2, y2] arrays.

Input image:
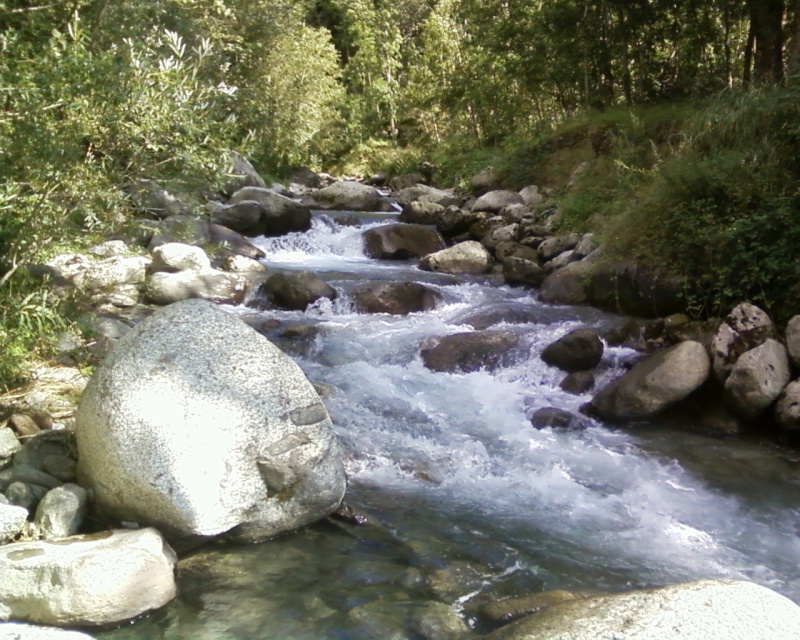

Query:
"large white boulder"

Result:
[[0, 503, 28, 544], [0, 528, 176, 627], [0, 622, 95, 639], [486, 579, 800, 640], [75, 299, 346, 547]]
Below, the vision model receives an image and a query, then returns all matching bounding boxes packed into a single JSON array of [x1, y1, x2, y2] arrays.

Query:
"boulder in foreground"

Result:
[[0, 528, 175, 627], [485, 579, 800, 640], [76, 299, 346, 548]]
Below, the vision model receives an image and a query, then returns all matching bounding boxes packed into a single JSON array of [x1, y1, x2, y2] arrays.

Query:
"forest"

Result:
[[1, 0, 800, 388]]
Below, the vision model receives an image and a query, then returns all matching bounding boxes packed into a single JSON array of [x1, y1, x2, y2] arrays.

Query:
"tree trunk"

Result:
[[787, 0, 800, 77], [747, 0, 785, 84]]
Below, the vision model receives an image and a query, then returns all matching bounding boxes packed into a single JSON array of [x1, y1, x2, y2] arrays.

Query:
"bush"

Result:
[[608, 87, 800, 321]]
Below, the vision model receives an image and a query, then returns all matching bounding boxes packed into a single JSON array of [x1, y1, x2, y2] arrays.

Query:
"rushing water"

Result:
[[99, 214, 800, 640]]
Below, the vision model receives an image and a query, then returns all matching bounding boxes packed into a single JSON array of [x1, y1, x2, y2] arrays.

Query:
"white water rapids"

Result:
[[100, 214, 800, 639]]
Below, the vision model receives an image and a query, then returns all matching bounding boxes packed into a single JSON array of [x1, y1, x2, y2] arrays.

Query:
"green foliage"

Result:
[[0, 272, 73, 392], [605, 88, 800, 321]]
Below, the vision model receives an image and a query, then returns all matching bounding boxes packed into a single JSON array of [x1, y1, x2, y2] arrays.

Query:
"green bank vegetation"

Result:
[[1, 0, 799, 388]]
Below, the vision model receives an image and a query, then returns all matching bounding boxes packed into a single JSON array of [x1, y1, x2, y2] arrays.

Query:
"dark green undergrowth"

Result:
[[604, 87, 800, 322]]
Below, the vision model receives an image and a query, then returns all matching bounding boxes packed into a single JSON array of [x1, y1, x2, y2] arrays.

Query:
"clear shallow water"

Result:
[[99, 216, 800, 639]]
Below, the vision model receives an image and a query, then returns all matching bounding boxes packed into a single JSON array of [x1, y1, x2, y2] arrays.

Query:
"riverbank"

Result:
[[2, 156, 800, 638]]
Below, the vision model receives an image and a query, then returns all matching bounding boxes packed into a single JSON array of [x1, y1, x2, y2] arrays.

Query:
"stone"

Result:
[[530, 408, 588, 431], [775, 380, 800, 432], [560, 371, 595, 394], [590, 341, 710, 422], [74, 257, 150, 291], [0, 503, 28, 544], [6, 482, 48, 512], [410, 602, 470, 640], [222, 151, 267, 196], [88, 240, 128, 258], [470, 216, 509, 241], [287, 166, 323, 189], [34, 484, 89, 539], [503, 257, 547, 288], [389, 171, 426, 191], [221, 254, 268, 273], [128, 179, 193, 219], [712, 304, 775, 382], [481, 224, 519, 251], [419, 241, 494, 275], [13, 431, 76, 475], [438, 207, 485, 237], [207, 224, 266, 260], [456, 305, 539, 330], [499, 203, 533, 223], [75, 299, 346, 547], [538, 235, 580, 262], [538, 260, 595, 306], [306, 181, 393, 212], [210, 200, 263, 236], [541, 329, 604, 372], [587, 261, 685, 318], [0, 622, 96, 639], [494, 242, 540, 264], [574, 233, 599, 258], [145, 269, 246, 306], [147, 215, 211, 250], [8, 414, 40, 438], [396, 185, 460, 208], [469, 168, 500, 196], [0, 429, 20, 459], [228, 187, 312, 236], [472, 190, 525, 214], [260, 271, 337, 311], [0, 465, 62, 492], [421, 331, 520, 373], [398, 201, 445, 225], [786, 315, 800, 368], [519, 185, 543, 206], [543, 250, 580, 272], [481, 590, 582, 624], [0, 528, 177, 627], [150, 243, 210, 273], [352, 282, 441, 315], [484, 579, 800, 640], [363, 224, 446, 260], [42, 456, 77, 483], [724, 339, 790, 419]]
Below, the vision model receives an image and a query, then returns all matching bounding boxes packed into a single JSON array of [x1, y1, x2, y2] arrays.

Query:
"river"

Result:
[[99, 213, 800, 639]]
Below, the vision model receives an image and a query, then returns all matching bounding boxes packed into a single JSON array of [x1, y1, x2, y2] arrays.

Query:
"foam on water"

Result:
[[240, 218, 800, 601]]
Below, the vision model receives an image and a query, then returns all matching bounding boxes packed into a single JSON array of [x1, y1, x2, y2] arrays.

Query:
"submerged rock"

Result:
[[260, 271, 337, 311], [484, 579, 800, 640], [363, 224, 446, 260], [421, 331, 520, 373], [0, 528, 176, 627], [76, 299, 346, 548], [352, 282, 441, 315], [541, 329, 604, 373]]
